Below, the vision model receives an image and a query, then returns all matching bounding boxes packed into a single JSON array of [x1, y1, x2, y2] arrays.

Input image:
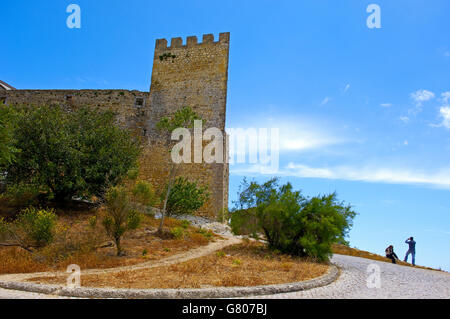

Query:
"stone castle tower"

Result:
[[0, 32, 231, 218]]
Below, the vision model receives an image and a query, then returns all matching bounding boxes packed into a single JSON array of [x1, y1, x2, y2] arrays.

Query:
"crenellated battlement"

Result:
[[155, 32, 230, 50]]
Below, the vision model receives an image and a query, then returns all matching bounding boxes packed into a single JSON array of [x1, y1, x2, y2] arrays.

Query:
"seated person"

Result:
[[385, 245, 399, 264]]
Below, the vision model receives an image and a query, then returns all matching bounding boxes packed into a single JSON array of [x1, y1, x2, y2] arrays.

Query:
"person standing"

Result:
[[404, 237, 416, 266]]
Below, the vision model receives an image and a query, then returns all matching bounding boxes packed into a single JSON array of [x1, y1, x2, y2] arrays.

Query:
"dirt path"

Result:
[[0, 235, 242, 284]]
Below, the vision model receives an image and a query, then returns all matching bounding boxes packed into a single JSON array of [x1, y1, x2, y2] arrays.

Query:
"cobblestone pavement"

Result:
[[255, 254, 450, 299], [0, 288, 62, 299], [1, 254, 449, 299]]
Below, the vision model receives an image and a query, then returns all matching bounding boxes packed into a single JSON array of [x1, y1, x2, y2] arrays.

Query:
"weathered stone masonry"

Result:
[[0, 32, 230, 218]]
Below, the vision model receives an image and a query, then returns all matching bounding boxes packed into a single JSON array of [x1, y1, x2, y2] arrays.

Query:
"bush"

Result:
[[230, 208, 260, 237], [0, 182, 43, 208], [102, 186, 142, 256], [0, 207, 57, 251], [233, 178, 357, 262], [132, 180, 159, 207], [166, 177, 209, 217], [170, 226, 185, 239], [5, 104, 141, 202]]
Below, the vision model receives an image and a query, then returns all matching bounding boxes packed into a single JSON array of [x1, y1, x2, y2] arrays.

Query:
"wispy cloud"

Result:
[[278, 126, 343, 152], [320, 97, 331, 106], [437, 106, 450, 129], [380, 103, 392, 108], [409, 89, 435, 115], [440, 92, 450, 104], [430, 92, 450, 129], [232, 163, 450, 189], [410, 89, 435, 106], [399, 116, 410, 123], [343, 84, 350, 93], [288, 163, 450, 189], [228, 116, 347, 153]]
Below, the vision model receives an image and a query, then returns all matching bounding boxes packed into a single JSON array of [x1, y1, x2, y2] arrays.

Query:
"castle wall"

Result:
[[0, 89, 149, 135], [0, 32, 231, 218]]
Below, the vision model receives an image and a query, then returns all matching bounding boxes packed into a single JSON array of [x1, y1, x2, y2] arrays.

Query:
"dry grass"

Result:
[[332, 244, 443, 272], [29, 240, 329, 289], [0, 206, 217, 274]]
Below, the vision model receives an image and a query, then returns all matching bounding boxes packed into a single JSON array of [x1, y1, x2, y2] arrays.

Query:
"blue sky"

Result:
[[2, 0, 449, 270]]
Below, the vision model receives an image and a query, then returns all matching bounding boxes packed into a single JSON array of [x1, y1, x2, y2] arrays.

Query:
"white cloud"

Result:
[[274, 120, 344, 152], [343, 84, 350, 93], [279, 130, 342, 152], [403, 140, 408, 146], [410, 89, 435, 110], [320, 97, 331, 106], [228, 116, 346, 153], [282, 163, 450, 189], [232, 163, 450, 189], [440, 92, 450, 104], [438, 106, 450, 129], [380, 103, 392, 108], [399, 116, 410, 123]]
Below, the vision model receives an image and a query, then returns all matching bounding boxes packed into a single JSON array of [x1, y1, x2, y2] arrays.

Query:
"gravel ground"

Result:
[[255, 254, 450, 299], [1, 253, 448, 299], [0, 288, 62, 299], [155, 213, 234, 236]]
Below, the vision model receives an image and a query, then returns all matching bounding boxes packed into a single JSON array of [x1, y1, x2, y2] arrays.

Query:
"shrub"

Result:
[[233, 178, 357, 262], [230, 208, 260, 237], [102, 186, 142, 256], [88, 215, 97, 228], [5, 104, 141, 202], [216, 207, 230, 223], [170, 226, 185, 239], [195, 228, 213, 239], [0, 182, 44, 208], [166, 177, 209, 217], [0, 207, 57, 252], [180, 220, 190, 229], [132, 180, 159, 207]]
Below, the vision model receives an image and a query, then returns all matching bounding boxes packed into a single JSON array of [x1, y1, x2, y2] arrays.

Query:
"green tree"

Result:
[[166, 177, 209, 217], [232, 178, 357, 262], [0, 207, 57, 252], [102, 186, 141, 256], [6, 104, 141, 202], [0, 103, 18, 171], [156, 106, 202, 233]]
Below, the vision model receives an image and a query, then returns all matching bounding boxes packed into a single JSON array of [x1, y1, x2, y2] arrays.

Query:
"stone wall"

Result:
[[0, 32, 230, 218]]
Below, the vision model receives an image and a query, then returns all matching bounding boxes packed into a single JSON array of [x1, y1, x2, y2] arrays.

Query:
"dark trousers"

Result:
[[386, 253, 398, 264]]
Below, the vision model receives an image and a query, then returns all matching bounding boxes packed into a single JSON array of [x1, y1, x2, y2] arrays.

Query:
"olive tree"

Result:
[[5, 104, 141, 202], [156, 106, 202, 233]]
